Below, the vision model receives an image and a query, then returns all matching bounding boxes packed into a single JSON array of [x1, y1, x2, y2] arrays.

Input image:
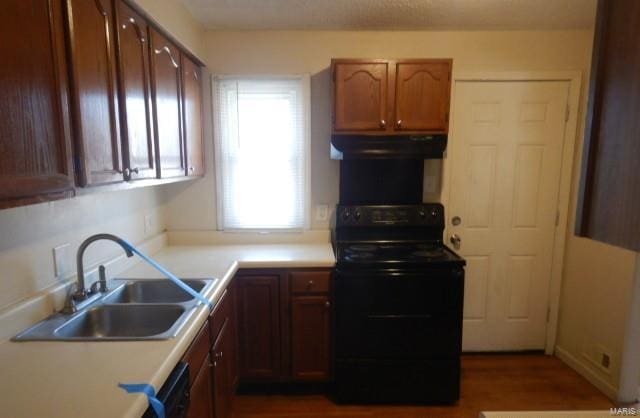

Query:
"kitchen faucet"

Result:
[[65, 234, 134, 311]]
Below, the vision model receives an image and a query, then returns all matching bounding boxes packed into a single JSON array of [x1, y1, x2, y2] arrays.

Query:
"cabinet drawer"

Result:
[[182, 320, 211, 387], [291, 271, 330, 294], [210, 289, 231, 341]]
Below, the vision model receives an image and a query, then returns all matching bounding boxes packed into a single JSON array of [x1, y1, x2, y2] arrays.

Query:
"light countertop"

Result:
[[0, 243, 334, 418]]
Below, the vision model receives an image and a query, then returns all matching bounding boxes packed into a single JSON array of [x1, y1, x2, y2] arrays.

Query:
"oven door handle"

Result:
[[367, 314, 433, 319]]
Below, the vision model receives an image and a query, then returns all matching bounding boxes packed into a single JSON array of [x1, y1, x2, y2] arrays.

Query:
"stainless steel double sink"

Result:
[[13, 278, 216, 341]]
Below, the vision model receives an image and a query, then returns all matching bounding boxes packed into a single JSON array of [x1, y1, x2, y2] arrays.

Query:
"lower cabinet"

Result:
[[187, 353, 214, 418], [236, 275, 281, 380], [235, 269, 332, 383], [291, 295, 331, 380], [179, 269, 332, 418]]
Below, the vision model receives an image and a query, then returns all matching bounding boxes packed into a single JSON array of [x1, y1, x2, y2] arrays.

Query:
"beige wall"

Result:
[[165, 29, 596, 231], [161, 29, 639, 398], [133, 0, 206, 59]]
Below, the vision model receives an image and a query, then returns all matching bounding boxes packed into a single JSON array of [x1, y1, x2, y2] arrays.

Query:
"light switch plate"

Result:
[[315, 204, 329, 222], [53, 243, 70, 279]]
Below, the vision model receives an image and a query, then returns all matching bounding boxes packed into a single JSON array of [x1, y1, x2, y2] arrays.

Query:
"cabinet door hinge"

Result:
[[565, 104, 570, 122], [555, 210, 560, 226]]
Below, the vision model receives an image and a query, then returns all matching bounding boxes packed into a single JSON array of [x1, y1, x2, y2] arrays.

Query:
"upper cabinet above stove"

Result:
[[331, 59, 453, 136]]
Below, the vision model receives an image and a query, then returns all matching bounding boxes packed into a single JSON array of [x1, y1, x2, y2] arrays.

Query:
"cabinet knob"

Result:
[[132, 167, 139, 174], [307, 280, 314, 288], [189, 166, 195, 172], [396, 119, 403, 128], [379, 119, 386, 128], [325, 301, 331, 308]]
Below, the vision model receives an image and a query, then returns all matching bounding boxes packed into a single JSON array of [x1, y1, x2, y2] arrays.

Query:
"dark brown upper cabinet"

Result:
[[333, 60, 389, 132], [181, 54, 205, 177], [64, 0, 124, 186], [576, 0, 640, 251], [0, 0, 75, 209], [114, 0, 156, 181], [394, 60, 452, 133], [331, 59, 452, 135], [149, 28, 185, 179]]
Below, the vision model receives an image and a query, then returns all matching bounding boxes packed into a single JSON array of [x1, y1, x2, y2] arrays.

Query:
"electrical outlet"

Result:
[[53, 244, 70, 279], [315, 205, 329, 222], [583, 343, 613, 374]]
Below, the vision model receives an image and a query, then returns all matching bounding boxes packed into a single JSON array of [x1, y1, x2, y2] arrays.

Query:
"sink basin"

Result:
[[103, 279, 210, 304], [54, 305, 185, 339], [12, 278, 217, 341]]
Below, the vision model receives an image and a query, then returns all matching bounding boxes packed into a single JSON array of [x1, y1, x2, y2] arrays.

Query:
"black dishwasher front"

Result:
[[143, 361, 190, 418]]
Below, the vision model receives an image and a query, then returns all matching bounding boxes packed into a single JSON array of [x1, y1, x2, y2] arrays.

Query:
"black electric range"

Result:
[[332, 203, 465, 404]]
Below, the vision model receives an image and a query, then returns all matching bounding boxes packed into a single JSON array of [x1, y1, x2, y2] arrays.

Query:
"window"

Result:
[[213, 76, 310, 230]]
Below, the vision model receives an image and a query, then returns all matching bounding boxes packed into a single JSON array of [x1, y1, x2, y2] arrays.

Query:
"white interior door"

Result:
[[448, 81, 570, 351]]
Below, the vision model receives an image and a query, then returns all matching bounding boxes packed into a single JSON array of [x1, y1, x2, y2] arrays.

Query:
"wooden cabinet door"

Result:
[[212, 321, 231, 418], [149, 28, 185, 178], [333, 61, 389, 132], [181, 54, 205, 177], [114, 0, 156, 181], [64, 0, 123, 186], [226, 285, 240, 390], [236, 275, 281, 380], [291, 295, 331, 381], [0, 0, 74, 208], [187, 354, 214, 418], [394, 60, 452, 133], [576, 0, 640, 251]]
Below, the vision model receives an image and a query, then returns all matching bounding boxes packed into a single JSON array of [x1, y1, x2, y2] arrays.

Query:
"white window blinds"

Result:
[[213, 76, 310, 230]]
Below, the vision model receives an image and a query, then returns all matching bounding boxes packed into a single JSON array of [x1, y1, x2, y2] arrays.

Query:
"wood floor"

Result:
[[232, 355, 613, 418]]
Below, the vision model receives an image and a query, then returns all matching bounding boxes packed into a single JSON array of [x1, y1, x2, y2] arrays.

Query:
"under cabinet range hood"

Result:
[[330, 134, 448, 159]]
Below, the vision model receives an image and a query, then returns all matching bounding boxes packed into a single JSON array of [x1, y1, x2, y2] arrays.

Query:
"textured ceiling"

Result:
[[181, 0, 597, 30]]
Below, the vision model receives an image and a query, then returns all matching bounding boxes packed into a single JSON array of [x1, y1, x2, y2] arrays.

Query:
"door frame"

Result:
[[442, 71, 583, 354]]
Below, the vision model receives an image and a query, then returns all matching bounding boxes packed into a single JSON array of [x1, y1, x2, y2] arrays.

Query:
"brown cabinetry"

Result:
[[187, 352, 214, 418], [236, 275, 281, 380], [394, 61, 451, 132], [64, 0, 123, 186], [333, 61, 389, 132], [0, 0, 75, 208], [576, 0, 640, 251], [1, 0, 205, 211], [149, 28, 185, 179], [331, 59, 452, 135], [114, 0, 156, 181], [235, 269, 332, 384], [290, 271, 331, 381], [181, 54, 205, 177]]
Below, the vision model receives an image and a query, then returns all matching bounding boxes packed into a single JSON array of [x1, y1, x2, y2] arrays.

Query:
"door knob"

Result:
[[450, 234, 461, 250]]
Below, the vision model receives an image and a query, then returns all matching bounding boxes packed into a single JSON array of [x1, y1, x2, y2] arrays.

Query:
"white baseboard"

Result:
[[555, 345, 618, 400]]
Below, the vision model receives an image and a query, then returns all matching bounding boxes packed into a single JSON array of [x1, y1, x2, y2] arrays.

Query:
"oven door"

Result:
[[334, 267, 464, 359]]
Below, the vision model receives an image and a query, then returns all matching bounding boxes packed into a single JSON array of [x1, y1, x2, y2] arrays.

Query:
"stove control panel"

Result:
[[336, 204, 444, 227]]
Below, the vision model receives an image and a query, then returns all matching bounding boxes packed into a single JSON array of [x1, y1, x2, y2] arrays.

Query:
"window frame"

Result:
[[212, 74, 311, 232]]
